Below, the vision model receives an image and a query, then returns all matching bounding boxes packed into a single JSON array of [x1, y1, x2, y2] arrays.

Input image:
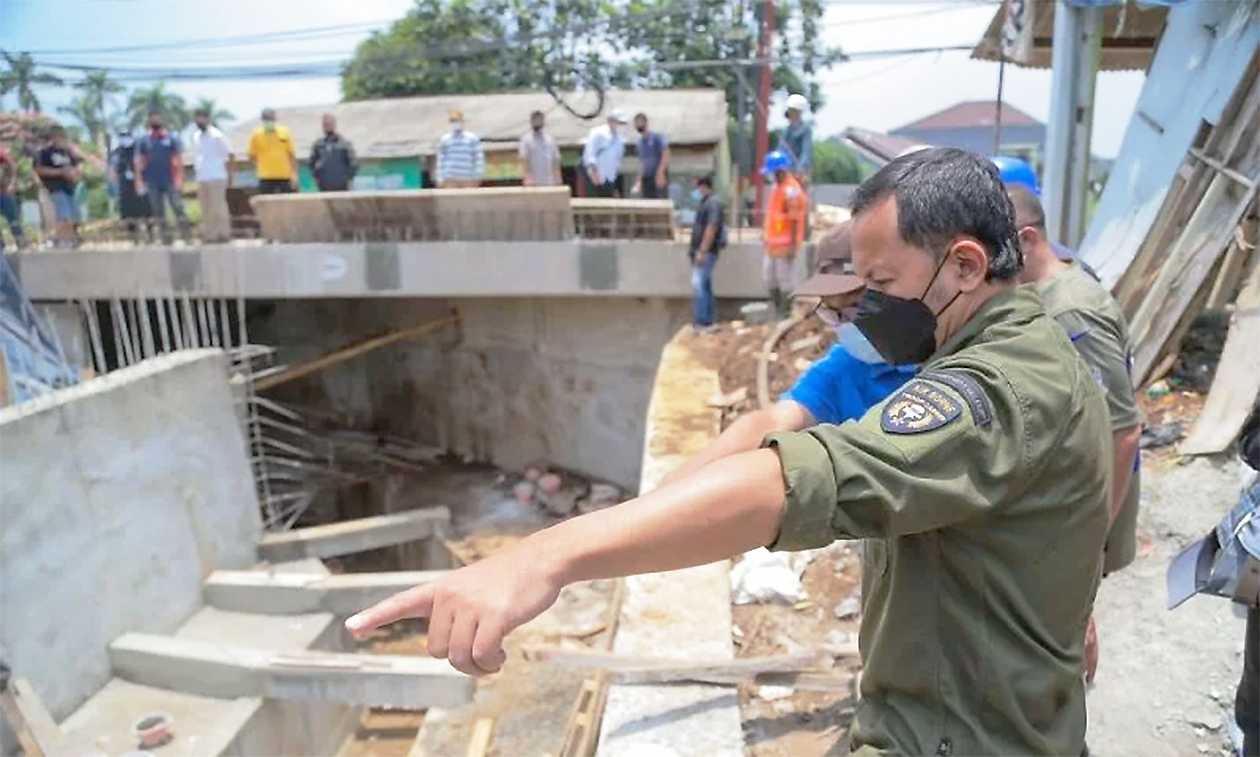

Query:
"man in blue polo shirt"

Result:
[[659, 221, 918, 487]]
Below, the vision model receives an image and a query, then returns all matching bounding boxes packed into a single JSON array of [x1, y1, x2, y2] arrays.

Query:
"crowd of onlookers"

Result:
[[0, 94, 815, 264]]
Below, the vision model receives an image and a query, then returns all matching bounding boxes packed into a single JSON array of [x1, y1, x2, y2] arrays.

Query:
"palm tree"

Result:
[[58, 94, 105, 147], [0, 51, 64, 113], [126, 82, 189, 130], [192, 97, 235, 126], [75, 69, 123, 132]]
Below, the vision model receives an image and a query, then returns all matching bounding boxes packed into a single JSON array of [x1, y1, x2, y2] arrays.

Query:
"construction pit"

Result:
[[3, 275, 1251, 757], [0, 259, 858, 757]]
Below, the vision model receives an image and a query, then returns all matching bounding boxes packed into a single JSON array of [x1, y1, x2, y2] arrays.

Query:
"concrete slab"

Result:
[[176, 606, 336, 651], [7, 239, 767, 300], [58, 678, 263, 757], [597, 329, 744, 756], [204, 570, 446, 615], [251, 187, 573, 243], [109, 633, 475, 709], [257, 507, 451, 562]]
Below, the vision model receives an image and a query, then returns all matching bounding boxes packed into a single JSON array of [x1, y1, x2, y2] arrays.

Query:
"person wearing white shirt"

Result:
[[581, 109, 627, 197], [190, 107, 233, 243]]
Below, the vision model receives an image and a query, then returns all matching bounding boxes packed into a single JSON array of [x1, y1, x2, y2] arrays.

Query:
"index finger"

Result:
[[345, 583, 435, 638]]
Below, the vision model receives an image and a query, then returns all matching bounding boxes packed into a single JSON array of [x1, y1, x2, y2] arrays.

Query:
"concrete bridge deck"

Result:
[[6, 238, 776, 301]]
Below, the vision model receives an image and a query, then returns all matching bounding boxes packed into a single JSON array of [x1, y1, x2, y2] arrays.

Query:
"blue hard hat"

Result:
[[992, 155, 1039, 195], [763, 150, 791, 175]]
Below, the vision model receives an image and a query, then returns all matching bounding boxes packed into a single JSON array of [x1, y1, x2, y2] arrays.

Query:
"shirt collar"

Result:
[[931, 285, 1041, 362]]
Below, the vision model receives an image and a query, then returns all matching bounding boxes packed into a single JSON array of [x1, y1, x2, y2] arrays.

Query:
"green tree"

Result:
[[58, 94, 106, 148], [811, 138, 865, 184], [192, 97, 235, 125], [73, 69, 124, 147], [0, 51, 64, 113], [126, 82, 189, 130], [340, 0, 835, 108]]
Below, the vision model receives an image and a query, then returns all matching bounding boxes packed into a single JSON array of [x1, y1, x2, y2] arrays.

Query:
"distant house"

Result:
[[219, 89, 730, 195], [890, 101, 1046, 169], [841, 127, 928, 174]]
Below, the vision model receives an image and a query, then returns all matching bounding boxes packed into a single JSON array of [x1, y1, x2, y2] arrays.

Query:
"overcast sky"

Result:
[[1, 0, 1145, 157]]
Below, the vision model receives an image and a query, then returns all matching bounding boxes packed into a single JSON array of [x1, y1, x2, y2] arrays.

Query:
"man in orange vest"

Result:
[[762, 150, 808, 319]]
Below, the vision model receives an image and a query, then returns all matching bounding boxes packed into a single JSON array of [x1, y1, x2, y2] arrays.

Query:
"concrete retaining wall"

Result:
[[253, 296, 689, 490], [0, 350, 261, 751]]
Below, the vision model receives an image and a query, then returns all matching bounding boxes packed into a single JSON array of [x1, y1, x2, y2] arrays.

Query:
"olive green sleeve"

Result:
[[764, 369, 1027, 550], [1053, 310, 1141, 430]]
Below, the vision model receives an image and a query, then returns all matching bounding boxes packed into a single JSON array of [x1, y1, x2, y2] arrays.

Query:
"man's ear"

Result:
[[950, 239, 989, 291]]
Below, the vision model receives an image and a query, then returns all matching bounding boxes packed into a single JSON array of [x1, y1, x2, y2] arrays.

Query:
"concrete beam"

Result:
[[8, 239, 767, 300], [204, 570, 445, 615], [257, 507, 450, 562], [109, 633, 474, 709]]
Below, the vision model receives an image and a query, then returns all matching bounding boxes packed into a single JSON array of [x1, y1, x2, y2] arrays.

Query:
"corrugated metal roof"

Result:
[[892, 101, 1039, 132], [971, 1, 1168, 71], [842, 127, 925, 165], [223, 88, 728, 160]]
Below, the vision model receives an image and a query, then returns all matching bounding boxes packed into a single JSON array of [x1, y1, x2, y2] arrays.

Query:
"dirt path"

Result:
[[1087, 453, 1248, 756]]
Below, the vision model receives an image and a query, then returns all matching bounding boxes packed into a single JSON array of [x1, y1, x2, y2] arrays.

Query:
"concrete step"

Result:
[[109, 633, 474, 710], [257, 507, 451, 562], [204, 570, 444, 615], [176, 605, 338, 651]]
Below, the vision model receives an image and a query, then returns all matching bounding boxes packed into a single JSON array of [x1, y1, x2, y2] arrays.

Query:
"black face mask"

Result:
[[853, 252, 963, 365]]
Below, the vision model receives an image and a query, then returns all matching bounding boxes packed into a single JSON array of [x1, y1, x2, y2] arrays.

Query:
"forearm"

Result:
[[660, 405, 800, 487], [541, 448, 786, 585], [1109, 425, 1141, 526]]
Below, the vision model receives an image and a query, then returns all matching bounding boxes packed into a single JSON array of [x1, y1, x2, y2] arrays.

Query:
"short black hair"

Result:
[[193, 107, 210, 118], [1005, 184, 1045, 230], [851, 147, 1022, 280], [530, 110, 544, 119], [696, 174, 714, 189]]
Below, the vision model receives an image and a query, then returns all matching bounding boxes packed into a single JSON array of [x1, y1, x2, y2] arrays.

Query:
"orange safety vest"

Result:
[[763, 175, 808, 257]]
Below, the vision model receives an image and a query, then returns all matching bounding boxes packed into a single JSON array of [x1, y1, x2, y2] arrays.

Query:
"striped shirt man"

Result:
[[436, 114, 485, 187]]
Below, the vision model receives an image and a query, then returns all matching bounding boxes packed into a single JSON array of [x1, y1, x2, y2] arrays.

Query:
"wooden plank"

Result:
[[1180, 256, 1260, 454], [1129, 173, 1259, 384], [109, 633, 474, 709], [257, 507, 451, 562], [1205, 233, 1252, 311], [464, 717, 495, 757], [524, 647, 837, 687], [556, 578, 624, 757], [256, 317, 457, 391]]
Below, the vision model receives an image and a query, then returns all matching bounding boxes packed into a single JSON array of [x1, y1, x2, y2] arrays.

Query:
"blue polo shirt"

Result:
[[782, 345, 918, 425], [136, 130, 183, 189]]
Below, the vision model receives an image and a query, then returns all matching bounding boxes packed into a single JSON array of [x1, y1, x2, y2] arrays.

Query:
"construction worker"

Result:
[[780, 92, 813, 185], [1008, 185, 1143, 686], [761, 150, 808, 319], [663, 220, 918, 485], [348, 148, 1113, 756]]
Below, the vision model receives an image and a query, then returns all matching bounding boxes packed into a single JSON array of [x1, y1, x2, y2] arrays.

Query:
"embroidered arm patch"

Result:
[[881, 380, 962, 434], [919, 369, 993, 428]]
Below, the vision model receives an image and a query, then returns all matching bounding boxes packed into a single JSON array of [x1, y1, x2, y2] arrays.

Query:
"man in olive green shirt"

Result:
[[1010, 186, 1142, 572], [346, 148, 1112, 756], [1009, 186, 1142, 686]]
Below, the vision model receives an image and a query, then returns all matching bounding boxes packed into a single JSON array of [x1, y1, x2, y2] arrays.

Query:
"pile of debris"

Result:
[[1106, 53, 1260, 456], [509, 463, 622, 518]]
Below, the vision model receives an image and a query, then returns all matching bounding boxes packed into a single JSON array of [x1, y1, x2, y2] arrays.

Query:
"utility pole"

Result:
[[753, 0, 775, 225], [1043, 0, 1102, 248]]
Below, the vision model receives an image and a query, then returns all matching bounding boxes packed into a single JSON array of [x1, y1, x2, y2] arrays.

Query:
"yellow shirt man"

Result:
[[248, 110, 297, 191]]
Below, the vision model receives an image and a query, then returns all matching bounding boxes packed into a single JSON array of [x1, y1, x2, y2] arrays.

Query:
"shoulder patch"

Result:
[[919, 369, 993, 428], [881, 380, 962, 435]]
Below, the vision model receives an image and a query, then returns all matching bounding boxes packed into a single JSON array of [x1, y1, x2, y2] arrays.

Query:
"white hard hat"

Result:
[[607, 108, 628, 124], [785, 93, 809, 112]]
